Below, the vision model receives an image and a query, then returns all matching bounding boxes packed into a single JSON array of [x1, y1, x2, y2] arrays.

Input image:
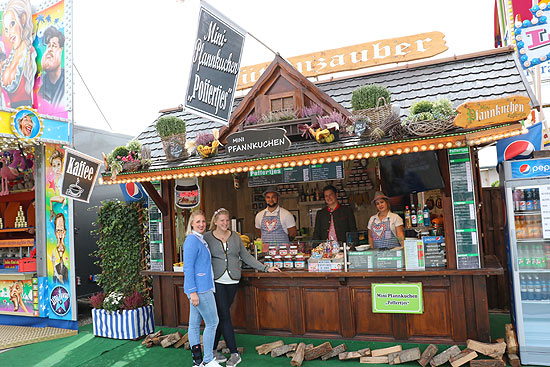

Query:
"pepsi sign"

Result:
[[496, 122, 542, 164], [120, 182, 147, 203], [511, 159, 550, 178]]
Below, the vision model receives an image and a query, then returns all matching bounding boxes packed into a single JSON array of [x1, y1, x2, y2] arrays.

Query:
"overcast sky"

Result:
[[72, 0, 495, 138]]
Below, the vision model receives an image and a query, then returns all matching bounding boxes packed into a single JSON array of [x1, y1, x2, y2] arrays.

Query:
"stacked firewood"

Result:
[[142, 331, 245, 354], [255, 330, 520, 366]]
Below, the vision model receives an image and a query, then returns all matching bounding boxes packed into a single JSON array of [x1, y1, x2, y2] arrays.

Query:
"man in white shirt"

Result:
[[255, 186, 297, 249]]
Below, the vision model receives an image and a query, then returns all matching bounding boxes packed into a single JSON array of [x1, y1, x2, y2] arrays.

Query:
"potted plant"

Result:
[[187, 129, 221, 159], [155, 116, 188, 161], [351, 84, 393, 131], [301, 111, 350, 143], [403, 98, 456, 136], [90, 200, 154, 339], [104, 140, 151, 179]]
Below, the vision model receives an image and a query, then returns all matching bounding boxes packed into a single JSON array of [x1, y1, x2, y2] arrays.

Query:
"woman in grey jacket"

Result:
[[204, 208, 280, 366]]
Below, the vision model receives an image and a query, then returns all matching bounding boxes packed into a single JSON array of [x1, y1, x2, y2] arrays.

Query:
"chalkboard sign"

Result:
[[248, 162, 344, 187], [448, 147, 480, 269]]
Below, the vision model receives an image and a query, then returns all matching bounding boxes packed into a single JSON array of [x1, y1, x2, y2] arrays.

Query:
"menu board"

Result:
[[448, 148, 481, 269], [540, 185, 550, 239], [248, 162, 344, 187]]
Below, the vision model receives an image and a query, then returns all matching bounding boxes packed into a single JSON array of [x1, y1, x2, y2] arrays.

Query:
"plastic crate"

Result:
[[19, 257, 36, 272]]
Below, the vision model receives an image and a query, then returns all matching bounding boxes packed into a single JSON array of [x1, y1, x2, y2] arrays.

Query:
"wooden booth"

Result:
[[102, 47, 537, 344]]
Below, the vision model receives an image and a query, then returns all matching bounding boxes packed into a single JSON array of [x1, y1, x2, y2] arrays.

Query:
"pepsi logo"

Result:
[[519, 164, 531, 174], [125, 182, 143, 199], [504, 140, 534, 161]]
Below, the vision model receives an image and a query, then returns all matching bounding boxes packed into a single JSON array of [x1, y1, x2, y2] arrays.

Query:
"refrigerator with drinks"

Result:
[[500, 159, 550, 366]]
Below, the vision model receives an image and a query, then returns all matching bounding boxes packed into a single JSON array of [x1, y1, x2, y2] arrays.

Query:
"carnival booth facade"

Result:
[[0, 0, 77, 332]]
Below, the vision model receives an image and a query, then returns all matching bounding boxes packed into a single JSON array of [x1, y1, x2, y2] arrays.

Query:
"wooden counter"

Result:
[[143, 255, 502, 344]]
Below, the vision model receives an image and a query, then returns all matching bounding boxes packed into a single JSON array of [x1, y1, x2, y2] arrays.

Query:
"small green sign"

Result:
[[372, 283, 424, 314]]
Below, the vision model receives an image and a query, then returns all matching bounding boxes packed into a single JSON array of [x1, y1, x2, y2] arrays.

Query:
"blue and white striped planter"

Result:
[[92, 305, 154, 339]]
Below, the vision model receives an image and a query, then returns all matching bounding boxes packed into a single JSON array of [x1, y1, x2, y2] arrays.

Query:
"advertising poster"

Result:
[[45, 143, 74, 320], [0, 0, 71, 120], [0, 279, 35, 316]]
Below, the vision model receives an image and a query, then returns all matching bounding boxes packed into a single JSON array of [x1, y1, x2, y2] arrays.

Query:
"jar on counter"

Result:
[[289, 245, 298, 255], [283, 255, 294, 269], [273, 255, 283, 268], [294, 255, 305, 269], [264, 256, 273, 268], [278, 247, 289, 256], [268, 246, 278, 256]]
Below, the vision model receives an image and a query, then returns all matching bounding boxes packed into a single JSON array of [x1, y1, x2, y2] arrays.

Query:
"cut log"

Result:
[[256, 340, 284, 355], [216, 340, 227, 351], [305, 344, 314, 350], [387, 347, 421, 365], [419, 344, 438, 367], [371, 345, 402, 357], [360, 356, 389, 364], [508, 353, 520, 367], [430, 345, 461, 367], [286, 351, 295, 358], [321, 343, 347, 361], [271, 343, 297, 357], [505, 324, 519, 355], [161, 332, 183, 348], [305, 342, 332, 361], [141, 330, 162, 346], [173, 333, 188, 349], [358, 348, 371, 356], [449, 348, 477, 367], [339, 348, 370, 360], [291, 342, 306, 367], [466, 339, 506, 359], [470, 359, 506, 367]]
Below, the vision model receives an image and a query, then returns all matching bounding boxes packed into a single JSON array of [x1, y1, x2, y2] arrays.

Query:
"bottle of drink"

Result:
[[411, 204, 417, 227], [527, 275, 534, 300], [525, 244, 533, 269], [528, 216, 538, 239], [518, 245, 525, 269], [515, 216, 523, 240], [423, 205, 430, 227], [546, 275, 550, 300], [534, 275, 542, 300], [404, 206, 411, 228], [534, 216, 543, 239], [539, 244, 546, 269], [417, 205, 424, 227], [542, 274, 549, 301], [526, 189, 534, 211], [300, 186, 306, 202], [520, 275, 528, 300], [315, 184, 320, 201], [533, 188, 540, 211], [520, 190, 527, 211], [545, 244, 550, 270], [513, 189, 523, 211]]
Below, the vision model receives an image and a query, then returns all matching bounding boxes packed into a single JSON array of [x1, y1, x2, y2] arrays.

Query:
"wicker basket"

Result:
[[404, 116, 455, 137], [122, 161, 141, 172], [352, 97, 392, 130], [161, 133, 189, 161]]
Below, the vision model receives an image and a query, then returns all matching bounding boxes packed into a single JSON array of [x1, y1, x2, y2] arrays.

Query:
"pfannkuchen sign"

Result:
[[226, 128, 291, 157], [60, 148, 103, 203], [454, 95, 531, 129]]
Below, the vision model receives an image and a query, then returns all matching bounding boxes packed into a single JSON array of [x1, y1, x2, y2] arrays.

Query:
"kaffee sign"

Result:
[[237, 31, 447, 90], [60, 148, 103, 203]]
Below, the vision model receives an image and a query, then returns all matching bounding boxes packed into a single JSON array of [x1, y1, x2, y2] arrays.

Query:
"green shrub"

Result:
[[432, 99, 455, 118], [410, 100, 434, 114], [351, 84, 391, 110], [416, 112, 435, 121], [126, 140, 142, 154], [155, 116, 186, 138], [109, 146, 129, 162]]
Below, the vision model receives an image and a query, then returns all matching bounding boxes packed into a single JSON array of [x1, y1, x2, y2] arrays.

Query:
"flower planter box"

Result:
[[92, 304, 154, 339]]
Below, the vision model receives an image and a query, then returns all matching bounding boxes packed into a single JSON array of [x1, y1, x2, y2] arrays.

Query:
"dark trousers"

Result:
[[214, 282, 239, 354]]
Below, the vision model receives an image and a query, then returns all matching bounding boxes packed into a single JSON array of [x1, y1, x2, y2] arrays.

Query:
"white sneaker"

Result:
[[202, 359, 223, 367]]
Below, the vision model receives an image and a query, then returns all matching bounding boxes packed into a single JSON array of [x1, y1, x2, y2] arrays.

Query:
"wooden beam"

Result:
[[141, 181, 168, 215]]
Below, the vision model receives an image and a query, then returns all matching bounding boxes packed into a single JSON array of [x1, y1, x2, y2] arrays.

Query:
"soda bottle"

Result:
[[545, 244, 550, 270], [528, 216, 538, 239], [534, 275, 542, 300], [534, 216, 543, 239], [520, 190, 527, 211], [539, 244, 547, 269], [404, 206, 411, 228], [417, 206, 424, 227], [518, 245, 525, 269], [542, 274, 549, 301], [525, 244, 533, 269], [546, 275, 550, 300], [533, 188, 540, 211], [513, 189, 523, 211], [423, 205, 430, 227], [520, 275, 528, 300], [515, 216, 525, 240], [411, 204, 417, 227], [527, 275, 534, 300], [526, 189, 534, 211]]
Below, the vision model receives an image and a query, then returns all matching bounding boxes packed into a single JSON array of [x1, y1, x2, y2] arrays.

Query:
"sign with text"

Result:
[[372, 283, 423, 314], [248, 162, 344, 187], [184, 1, 246, 125], [237, 31, 447, 90], [60, 148, 103, 203], [448, 147, 481, 269], [454, 95, 531, 128], [226, 128, 291, 156], [515, 4, 550, 69]]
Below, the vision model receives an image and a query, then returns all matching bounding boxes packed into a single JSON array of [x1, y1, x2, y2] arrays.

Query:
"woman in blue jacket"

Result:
[[184, 210, 222, 367]]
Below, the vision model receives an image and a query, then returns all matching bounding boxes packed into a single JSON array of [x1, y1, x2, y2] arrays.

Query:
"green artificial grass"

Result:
[[0, 313, 537, 367]]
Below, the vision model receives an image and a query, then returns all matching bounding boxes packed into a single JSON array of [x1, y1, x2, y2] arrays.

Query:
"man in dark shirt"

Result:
[[312, 185, 357, 243], [39, 26, 65, 106]]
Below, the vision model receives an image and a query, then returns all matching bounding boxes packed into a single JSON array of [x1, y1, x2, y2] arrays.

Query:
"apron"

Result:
[[261, 208, 289, 249], [371, 216, 400, 249]]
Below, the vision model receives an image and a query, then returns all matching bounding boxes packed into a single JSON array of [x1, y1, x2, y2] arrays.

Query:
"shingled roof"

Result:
[[137, 47, 537, 162]]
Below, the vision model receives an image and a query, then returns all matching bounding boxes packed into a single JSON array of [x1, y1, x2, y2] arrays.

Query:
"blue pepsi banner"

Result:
[[510, 159, 550, 178], [120, 182, 148, 205], [496, 122, 542, 164]]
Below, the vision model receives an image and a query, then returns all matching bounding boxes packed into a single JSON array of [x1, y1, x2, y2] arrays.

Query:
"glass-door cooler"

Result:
[[501, 159, 550, 366]]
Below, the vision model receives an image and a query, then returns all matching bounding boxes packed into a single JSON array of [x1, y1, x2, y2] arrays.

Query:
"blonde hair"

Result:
[[186, 209, 205, 235], [209, 208, 230, 231]]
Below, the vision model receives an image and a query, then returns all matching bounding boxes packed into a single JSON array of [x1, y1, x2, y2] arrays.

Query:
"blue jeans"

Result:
[[188, 290, 219, 363]]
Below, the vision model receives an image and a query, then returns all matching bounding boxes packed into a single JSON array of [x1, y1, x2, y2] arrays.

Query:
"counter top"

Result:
[[143, 255, 503, 278]]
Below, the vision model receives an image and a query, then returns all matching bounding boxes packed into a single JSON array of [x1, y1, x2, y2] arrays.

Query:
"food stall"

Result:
[[102, 46, 536, 343]]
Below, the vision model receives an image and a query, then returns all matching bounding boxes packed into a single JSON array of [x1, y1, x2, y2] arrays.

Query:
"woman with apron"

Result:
[[368, 191, 405, 249]]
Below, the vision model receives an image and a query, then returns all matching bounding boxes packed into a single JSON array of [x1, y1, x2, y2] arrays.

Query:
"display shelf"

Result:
[[519, 269, 550, 273], [0, 238, 34, 247], [522, 300, 550, 304], [0, 190, 34, 203], [514, 210, 542, 215], [517, 239, 549, 243], [0, 227, 35, 233]]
